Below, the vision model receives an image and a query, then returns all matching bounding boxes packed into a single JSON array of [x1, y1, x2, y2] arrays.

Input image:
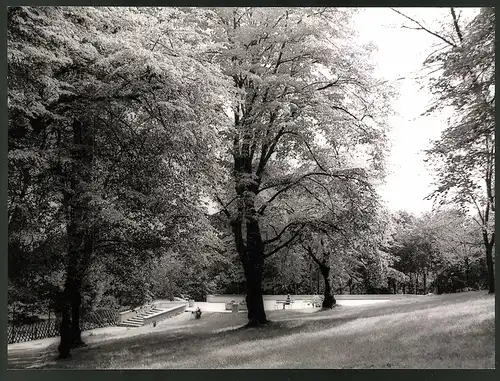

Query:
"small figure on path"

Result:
[[192, 307, 202, 319], [284, 294, 291, 310]]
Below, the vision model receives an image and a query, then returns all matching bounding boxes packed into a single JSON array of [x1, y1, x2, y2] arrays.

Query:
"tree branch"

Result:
[[262, 127, 286, 167], [391, 8, 457, 48], [263, 221, 300, 245], [214, 193, 235, 219], [450, 8, 464, 43], [316, 80, 340, 91], [301, 244, 323, 267], [259, 169, 367, 195], [263, 225, 304, 258], [286, 131, 328, 172]]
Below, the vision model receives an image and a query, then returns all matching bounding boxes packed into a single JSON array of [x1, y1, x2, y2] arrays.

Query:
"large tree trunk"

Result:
[[59, 161, 79, 358], [64, 210, 85, 350], [58, 119, 94, 358], [242, 219, 267, 326], [60, 277, 85, 355], [486, 247, 494, 293], [320, 265, 336, 308], [57, 300, 72, 359], [483, 231, 494, 293], [71, 234, 93, 347], [70, 284, 85, 347], [231, 171, 267, 326]]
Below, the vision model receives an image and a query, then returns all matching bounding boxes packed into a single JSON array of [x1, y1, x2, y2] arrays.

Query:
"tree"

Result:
[[301, 234, 338, 308], [293, 172, 383, 305], [389, 212, 437, 294], [387, 208, 487, 294], [393, 7, 495, 293], [209, 7, 391, 326], [8, 6, 228, 357], [426, 209, 486, 293]]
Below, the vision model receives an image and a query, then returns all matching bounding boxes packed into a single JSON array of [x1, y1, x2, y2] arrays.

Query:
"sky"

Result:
[[354, 8, 477, 216]]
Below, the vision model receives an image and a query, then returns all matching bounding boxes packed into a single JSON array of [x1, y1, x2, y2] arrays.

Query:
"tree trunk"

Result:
[[309, 262, 313, 294], [464, 257, 469, 289], [317, 268, 320, 294], [320, 265, 336, 308], [415, 273, 419, 295], [59, 184, 80, 358], [483, 232, 494, 293], [58, 301, 72, 359], [71, 234, 93, 347], [241, 217, 267, 326], [70, 287, 85, 347], [243, 258, 266, 325], [231, 169, 267, 326], [58, 118, 94, 358], [423, 270, 427, 294]]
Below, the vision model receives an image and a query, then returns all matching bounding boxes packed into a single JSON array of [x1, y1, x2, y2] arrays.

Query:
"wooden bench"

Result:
[[275, 300, 294, 310]]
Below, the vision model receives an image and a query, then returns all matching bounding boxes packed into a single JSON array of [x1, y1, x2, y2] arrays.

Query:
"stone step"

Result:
[[127, 318, 143, 323], [118, 322, 143, 327], [141, 309, 166, 318], [137, 310, 158, 317], [141, 312, 165, 318], [117, 306, 172, 328]]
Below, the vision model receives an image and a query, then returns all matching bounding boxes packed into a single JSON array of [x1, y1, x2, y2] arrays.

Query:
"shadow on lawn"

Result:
[[16, 291, 494, 369]]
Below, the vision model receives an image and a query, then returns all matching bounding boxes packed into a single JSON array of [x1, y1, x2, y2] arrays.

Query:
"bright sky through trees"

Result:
[[354, 8, 479, 215]]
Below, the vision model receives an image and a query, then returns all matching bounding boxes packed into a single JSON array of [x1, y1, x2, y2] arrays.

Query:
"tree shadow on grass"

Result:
[[27, 292, 494, 369], [37, 313, 365, 369]]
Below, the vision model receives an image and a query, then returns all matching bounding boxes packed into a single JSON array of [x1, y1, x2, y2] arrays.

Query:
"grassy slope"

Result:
[[10, 291, 495, 369]]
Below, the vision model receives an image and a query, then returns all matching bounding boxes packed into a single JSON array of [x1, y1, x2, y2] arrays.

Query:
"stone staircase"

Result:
[[117, 305, 165, 328]]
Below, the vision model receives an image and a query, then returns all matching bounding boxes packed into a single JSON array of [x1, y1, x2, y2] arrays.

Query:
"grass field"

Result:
[[8, 291, 495, 369]]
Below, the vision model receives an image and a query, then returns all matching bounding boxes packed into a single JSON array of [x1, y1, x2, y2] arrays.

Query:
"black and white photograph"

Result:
[[6, 6, 495, 369]]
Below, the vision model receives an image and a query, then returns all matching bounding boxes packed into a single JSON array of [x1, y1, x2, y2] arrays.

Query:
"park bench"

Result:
[[225, 301, 248, 312], [274, 300, 294, 310]]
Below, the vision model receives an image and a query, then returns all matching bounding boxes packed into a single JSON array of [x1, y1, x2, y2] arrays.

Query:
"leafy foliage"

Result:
[[8, 7, 229, 320], [421, 7, 495, 292]]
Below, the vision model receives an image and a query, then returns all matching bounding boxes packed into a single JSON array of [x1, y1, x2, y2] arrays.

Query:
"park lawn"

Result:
[[14, 291, 495, 369]]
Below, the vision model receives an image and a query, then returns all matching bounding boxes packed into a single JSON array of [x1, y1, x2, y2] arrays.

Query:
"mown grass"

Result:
[[10, 291, 495, 369]]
